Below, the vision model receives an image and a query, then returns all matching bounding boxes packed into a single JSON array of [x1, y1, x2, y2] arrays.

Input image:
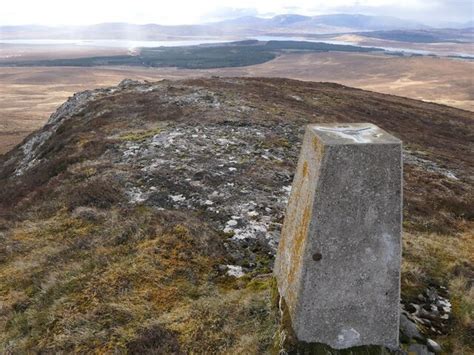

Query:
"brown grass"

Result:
[[0, 205, 279, 353], [402, 229, 474, 353]]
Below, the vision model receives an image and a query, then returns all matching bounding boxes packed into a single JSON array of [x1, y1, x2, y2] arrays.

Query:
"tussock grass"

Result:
[[0, 206, 279, 353], [402, 228, 474, 353]]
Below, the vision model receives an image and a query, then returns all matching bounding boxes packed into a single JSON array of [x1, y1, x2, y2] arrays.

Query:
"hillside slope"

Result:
[[0, 78, 472, 353]]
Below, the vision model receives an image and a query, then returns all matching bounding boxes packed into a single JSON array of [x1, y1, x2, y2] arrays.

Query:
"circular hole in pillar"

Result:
[[312, 252, 322, 261]]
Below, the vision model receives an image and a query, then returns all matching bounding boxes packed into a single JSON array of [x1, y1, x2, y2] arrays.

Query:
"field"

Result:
[[0, 43, 130, 61], [1, 51, 473, 154]]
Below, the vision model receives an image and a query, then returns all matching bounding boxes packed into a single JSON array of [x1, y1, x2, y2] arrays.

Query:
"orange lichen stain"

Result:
[[302, 161, 309, 178], [286, 204, 311, 289], [312, 136, 324, 157], [278, 158, 309, 254], [284, 203, 312, 310], [277, 137, 318, 311]]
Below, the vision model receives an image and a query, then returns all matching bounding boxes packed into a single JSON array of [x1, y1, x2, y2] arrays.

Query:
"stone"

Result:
[[408, 343, 434, 355], [406, 303, 420, 314], [118, 78, 141, 88], [419, 308, 437, 321], [426, 339, 442, 354], [400, 314, 424, 343], [425, 288, 438, 302], [274, 123, 402, 350]]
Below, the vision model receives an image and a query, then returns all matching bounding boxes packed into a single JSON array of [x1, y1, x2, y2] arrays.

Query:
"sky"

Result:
[[1, 0, 472, 26]]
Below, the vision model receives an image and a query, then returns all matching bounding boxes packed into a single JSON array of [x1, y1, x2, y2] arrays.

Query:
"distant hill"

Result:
[[291, 14, 426, 31], [212, 13, 427, 30], [0, 13, 429, 40]]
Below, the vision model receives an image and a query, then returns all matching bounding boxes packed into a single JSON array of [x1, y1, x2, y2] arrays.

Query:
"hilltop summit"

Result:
[[0, 78, 472, 353]]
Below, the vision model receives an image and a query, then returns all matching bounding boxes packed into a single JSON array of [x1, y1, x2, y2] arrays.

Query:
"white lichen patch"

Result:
[[226, 265, 245, 278], [14, 131, 52, 176], [226, 219, 238, 227], [126, 187, 147, 204], [404, 150, 459, 180], [170, 194, 186, 202]]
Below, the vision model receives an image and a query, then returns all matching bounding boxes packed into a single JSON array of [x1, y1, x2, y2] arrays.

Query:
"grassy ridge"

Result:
[[0, 78, 471, 353]]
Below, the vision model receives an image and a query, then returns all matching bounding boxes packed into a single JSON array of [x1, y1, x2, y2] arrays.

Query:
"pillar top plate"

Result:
[[310, 123, 401, 145]]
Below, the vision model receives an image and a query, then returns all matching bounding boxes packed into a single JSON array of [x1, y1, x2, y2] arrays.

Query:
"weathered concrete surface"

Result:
[[274, 123, 402, 350]]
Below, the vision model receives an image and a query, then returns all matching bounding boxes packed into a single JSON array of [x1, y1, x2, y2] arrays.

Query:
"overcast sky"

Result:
[[1, 0, 472, 26]]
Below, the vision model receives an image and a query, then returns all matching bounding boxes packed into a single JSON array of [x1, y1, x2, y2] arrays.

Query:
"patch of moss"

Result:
[[119, 127, 163, 142], [246, 277, 274, 292]]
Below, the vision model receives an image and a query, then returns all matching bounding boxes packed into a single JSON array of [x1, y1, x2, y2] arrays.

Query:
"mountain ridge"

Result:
[[0, 13, 433, 40]]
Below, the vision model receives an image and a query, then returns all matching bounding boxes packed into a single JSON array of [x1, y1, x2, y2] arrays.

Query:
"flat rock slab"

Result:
[[274, 123, 402, 349]]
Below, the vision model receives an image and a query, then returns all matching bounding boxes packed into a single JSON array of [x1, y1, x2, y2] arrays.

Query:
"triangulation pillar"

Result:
[[274, 123, 402, 350]]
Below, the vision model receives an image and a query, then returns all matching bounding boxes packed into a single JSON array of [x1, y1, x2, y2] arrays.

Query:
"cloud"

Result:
[[0, 0, 471, 26]]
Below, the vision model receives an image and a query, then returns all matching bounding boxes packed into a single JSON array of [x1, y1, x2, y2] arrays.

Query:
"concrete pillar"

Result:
[[274, 123, 402, 350]]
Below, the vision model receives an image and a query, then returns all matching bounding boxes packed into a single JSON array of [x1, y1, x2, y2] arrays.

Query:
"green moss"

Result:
[[255, 254, 273, 274], [222, 230, 235, 238], [5, 312, 30, 337], [246, 277, 274, 292], [119, 127, 163, 142], [172, 224, 189, 236]]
